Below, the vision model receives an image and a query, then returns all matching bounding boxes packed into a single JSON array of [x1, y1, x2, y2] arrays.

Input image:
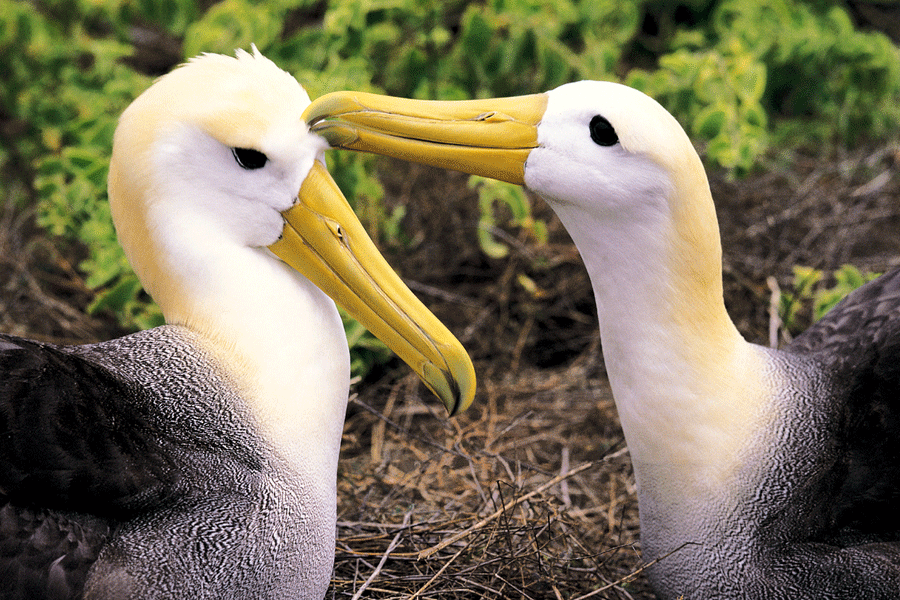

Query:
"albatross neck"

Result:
[[548, 177, 773, 496], [124, 199, 350, 481]]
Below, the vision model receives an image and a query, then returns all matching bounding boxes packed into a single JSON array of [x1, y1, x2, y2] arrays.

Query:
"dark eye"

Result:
[[589, 115, 618, 147], [232, 147, 268, 170]]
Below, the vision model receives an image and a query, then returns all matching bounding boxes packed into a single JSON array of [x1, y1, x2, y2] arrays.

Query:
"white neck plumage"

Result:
[[111, 149, 350, 484], [545, 174, 775, 503], [161, 234, 351, 477]]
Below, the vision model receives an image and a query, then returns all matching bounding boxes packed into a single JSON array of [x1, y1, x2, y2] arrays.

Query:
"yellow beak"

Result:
[[302, 91, 548, 185], [268, 161, 475, 415]]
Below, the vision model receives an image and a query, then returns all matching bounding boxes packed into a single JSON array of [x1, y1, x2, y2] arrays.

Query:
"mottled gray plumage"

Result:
[[0, 326, 331, 599]]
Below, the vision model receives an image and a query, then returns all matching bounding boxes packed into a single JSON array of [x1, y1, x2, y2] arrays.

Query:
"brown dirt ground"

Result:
[[1, 143, 899, 598]]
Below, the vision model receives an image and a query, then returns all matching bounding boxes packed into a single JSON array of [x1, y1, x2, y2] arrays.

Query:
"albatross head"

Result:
[[107, 48, 475, 415], [302, 81, 722, 281], [303, 81, 729, 341]]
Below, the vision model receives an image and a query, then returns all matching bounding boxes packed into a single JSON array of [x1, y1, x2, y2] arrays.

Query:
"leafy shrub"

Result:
[[630, 0, 900, 172], [628, 38, 768, 172], [470, 176, 547, 259], [449, 0, 641, 99], [4, 0, 898, 379], [714, 0, 900, 147]]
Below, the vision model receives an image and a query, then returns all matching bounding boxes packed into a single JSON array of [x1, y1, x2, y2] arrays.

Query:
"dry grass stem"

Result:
[[418, 460, 596, 560]]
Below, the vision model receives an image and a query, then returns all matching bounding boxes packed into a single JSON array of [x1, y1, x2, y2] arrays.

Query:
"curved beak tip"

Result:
[[422, 355, 476, 417], [448, 378, 476, 417]]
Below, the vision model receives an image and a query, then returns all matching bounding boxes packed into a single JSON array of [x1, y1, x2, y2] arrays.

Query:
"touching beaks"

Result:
[[291, 90, 550, 414]]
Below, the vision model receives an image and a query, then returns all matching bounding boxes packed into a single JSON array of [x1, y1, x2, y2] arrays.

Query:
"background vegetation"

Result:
[[1, 0, 898, 376]]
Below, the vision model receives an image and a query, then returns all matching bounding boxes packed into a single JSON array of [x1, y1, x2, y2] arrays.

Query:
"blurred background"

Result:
[[1, 1, 899, 597]]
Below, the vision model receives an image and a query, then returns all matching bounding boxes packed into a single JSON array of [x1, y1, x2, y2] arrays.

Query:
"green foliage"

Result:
[[449, 0, 641, 99], [1, 1, 156, 328], [628, 38, 769, 173], [5, 0, 899, 380], [631, 0, 900, 172], [780, 264, 882, 335], [779, 265, 821, 336], [812, 264, 882, 321], [470, 176, 547, 259], [184, 0, 286, 58], [714, 0, 900, 147]]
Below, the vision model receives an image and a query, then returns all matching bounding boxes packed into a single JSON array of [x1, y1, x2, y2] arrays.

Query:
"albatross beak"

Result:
[[269, 161, 475, 416], [293, 91, 547, 415], [302, 91, 547, 185]]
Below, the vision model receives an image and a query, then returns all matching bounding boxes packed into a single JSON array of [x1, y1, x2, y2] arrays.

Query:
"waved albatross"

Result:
[[302, 81, 900, 599], [0, 49, 475, 600]]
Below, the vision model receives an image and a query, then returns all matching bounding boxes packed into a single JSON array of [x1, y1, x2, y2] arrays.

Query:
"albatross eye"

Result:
[[589, 115, 618, 147], [232, 147, 268, 170]]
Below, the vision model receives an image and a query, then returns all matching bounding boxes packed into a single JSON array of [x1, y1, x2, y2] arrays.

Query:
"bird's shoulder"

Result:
[[785, 269, 900, 541]]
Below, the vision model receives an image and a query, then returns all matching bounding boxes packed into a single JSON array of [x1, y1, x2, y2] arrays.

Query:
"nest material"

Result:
[[333, 367, 648, 599]]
